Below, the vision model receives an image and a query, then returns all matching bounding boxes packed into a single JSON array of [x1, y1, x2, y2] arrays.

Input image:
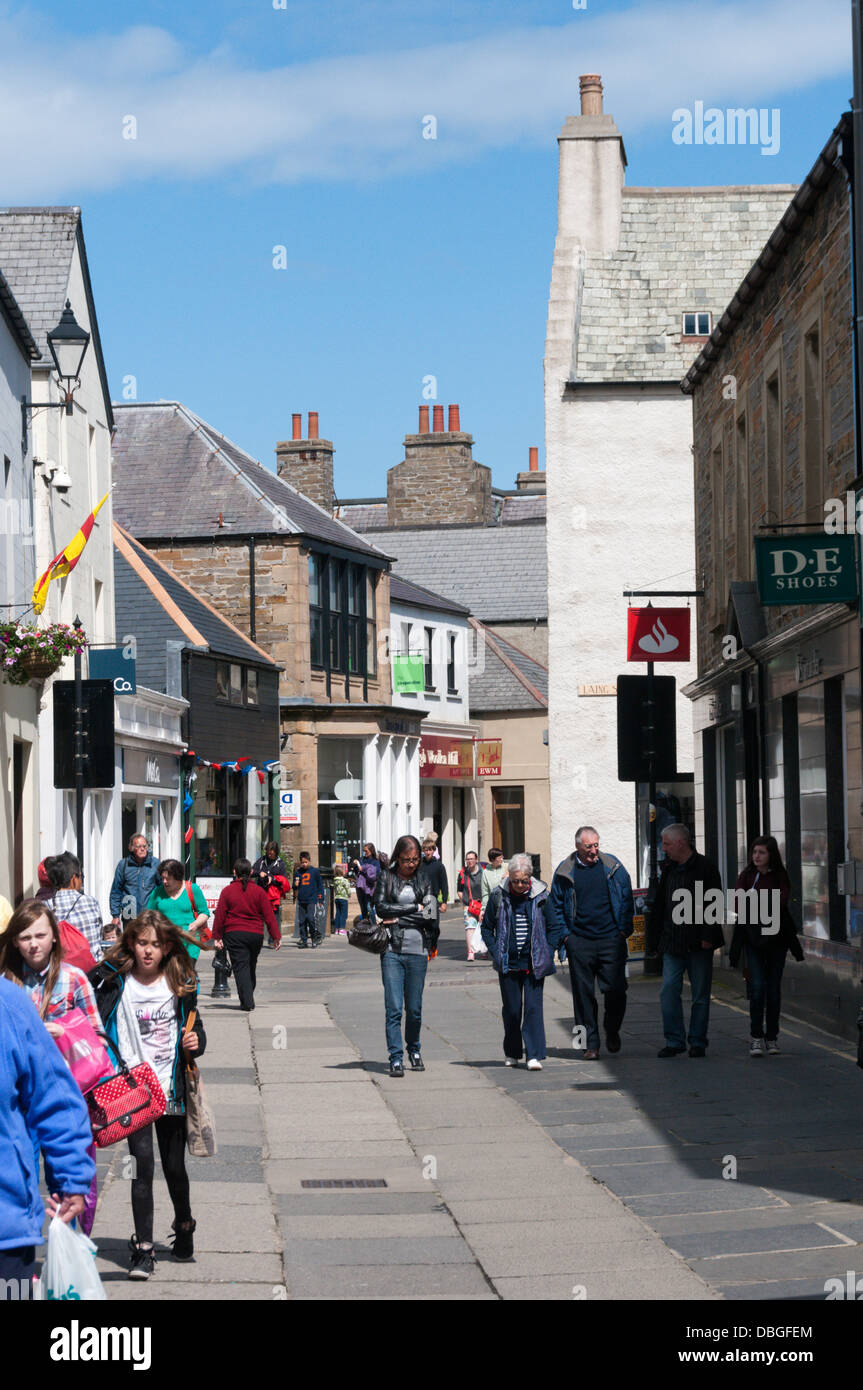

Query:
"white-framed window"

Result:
[[682, 312, 711, 337]]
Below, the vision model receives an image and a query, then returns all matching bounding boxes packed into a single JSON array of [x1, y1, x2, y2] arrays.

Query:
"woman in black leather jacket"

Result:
[[374, 835, 440, 1077]]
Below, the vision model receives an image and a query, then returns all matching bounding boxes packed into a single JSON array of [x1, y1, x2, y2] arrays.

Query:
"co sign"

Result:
[[755, 535, 858, 606]]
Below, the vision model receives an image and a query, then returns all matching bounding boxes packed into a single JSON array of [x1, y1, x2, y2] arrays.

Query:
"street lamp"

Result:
[[21, 299, 91, 450], [46, 300, 91, 415]]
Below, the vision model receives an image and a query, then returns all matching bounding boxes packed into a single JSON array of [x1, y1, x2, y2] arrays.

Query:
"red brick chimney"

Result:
[[432, 404, 445, 432], [529, 446, 539, 472], [276, 412, 335, 512], [516, 445, 546, 494], [418, 405, 429, 433], [448, 404, 460, 432]]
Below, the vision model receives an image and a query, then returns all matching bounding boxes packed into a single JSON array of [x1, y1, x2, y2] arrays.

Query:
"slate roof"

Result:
[[389, 572, 471, 617], [113, 523, 279, 693], [573, 186, 797, 383], [0, 268, 40, 361], [469, 623, 548, 713], [112, 402, 390, 561], [0, 207, 113, 426], [335, 501, 387, 530], [501, 494, 546, 523], [363, 525, 547, 623]]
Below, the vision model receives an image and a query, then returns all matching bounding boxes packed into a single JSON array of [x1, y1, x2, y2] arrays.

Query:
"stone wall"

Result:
[[691, 163, 853, 674], [276, 439, 334, 513], [387, 432, 494, 526]]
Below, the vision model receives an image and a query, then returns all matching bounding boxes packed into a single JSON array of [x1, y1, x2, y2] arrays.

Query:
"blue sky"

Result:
[[0, 0, 853, 497]]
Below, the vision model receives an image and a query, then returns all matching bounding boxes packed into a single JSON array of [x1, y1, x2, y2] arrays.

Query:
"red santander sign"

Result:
[[626, 608, 690, 663]]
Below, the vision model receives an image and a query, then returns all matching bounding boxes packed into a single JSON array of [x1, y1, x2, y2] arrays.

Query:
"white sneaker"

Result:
[[766, 1040, 780, 1055], [504, 1057, 518, 1067], [749, 1037, 767, 1057], [526, 1059, 543, 1071]]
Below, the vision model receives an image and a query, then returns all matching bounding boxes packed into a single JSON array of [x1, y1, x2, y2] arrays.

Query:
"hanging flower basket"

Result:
[[0, 622, 87, 685]]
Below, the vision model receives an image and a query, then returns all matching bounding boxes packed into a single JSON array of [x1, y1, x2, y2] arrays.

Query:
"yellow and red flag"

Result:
[[32, 489, 110, 615]]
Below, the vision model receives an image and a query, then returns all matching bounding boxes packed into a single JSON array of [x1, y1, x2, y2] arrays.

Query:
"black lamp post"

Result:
[[21, 299, 91, 449]]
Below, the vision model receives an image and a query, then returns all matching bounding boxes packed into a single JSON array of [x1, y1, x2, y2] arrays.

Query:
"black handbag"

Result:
[[347, 916, 390, 955]]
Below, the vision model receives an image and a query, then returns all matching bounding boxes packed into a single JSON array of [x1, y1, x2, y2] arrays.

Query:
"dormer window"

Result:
[[683, 312, 711, 337]]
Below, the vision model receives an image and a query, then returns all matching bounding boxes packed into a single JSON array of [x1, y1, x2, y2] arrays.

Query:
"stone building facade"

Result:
[[681, 114, 862, 1037]]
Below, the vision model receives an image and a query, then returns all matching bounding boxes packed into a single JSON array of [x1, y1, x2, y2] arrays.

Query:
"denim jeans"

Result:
[[660, 949, 714, 1049], [498, 969, 546, 1060], [295, 901, 318, 943], [747, 945, 786, 1040], [357, 888, 377, 924], [381, 950, 428, 1062], [334, 899, 348, 931], [566, 931, 628, 1051]]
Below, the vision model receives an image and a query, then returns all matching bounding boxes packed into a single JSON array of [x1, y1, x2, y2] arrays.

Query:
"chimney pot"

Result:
[[529, 446, 539, 472], [579, 73, 603, 116], [292, 413, 302, 440], [448, 403, 460, 432], [418, 404, 430, 433], [308, 411, 319, 439], [432, 404, 445, 432]]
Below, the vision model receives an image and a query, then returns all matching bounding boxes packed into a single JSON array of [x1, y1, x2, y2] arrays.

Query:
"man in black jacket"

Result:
[[653, 824, 724, 1058], [421, 838, 449, 915]]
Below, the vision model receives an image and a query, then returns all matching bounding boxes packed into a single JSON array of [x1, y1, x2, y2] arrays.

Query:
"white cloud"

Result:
[[0, 0, 850, 199]]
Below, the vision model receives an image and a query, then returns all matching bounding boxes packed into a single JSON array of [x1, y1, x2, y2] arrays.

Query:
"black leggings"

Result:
[[127, 1115, 191, 1244]]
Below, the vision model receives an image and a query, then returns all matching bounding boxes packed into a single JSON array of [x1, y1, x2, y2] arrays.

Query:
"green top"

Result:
[[333, 874, 350, 900], [146, 881, 210, 962]]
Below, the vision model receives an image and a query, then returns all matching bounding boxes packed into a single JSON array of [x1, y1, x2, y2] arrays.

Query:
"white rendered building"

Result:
[[544, 76, 796, 876]]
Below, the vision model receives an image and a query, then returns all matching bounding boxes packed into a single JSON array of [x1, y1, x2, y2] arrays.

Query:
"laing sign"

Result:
[[755, 535, 858, 605]]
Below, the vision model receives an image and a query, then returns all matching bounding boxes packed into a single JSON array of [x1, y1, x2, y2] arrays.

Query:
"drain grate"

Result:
[[300, 1178, 388, 1189]]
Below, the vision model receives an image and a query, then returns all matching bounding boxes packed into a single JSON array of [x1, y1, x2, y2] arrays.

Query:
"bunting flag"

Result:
[[183, 790, 194, 811], [184, 826, 194, 844], [184, 753, 280, 779], [32, 490, 111, 615]]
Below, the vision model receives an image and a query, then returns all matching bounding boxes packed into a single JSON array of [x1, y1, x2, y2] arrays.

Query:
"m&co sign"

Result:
[[476, 739, 502, 777], [755, 535, 858, 605]]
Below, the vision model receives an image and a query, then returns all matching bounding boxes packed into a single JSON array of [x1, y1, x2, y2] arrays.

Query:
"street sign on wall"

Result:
[[280, 790, 302, 825], [755, 534, 858, 605], [419, 734, 473, 780], [626, 608, 690, 662], [89, 645, 136, 693]]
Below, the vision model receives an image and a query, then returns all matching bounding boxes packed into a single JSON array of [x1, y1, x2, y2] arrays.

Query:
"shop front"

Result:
[[419, 731, 479, 894], [316, 718, 422, 869], [112, 686, 187, 875]]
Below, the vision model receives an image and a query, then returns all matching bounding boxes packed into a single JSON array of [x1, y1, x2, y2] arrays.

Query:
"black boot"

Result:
[[170, 1218, 196, 1262]]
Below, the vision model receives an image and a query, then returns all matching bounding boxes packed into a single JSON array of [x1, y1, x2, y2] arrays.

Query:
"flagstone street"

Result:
[[85, 925, 863, 1302]]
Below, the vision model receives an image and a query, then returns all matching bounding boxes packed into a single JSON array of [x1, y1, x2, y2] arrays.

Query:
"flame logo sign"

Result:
[[638, 618, 679, 655]]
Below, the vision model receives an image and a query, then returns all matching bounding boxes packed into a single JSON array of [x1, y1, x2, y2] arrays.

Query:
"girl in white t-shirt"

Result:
[[90, 909, 206, 1281]]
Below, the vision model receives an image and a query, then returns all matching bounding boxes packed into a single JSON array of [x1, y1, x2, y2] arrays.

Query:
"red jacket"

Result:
[[214, 879, 281, 944]]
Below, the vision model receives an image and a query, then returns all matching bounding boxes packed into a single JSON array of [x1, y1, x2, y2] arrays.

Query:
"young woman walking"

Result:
[[374, 834, 440, 1077], [213, 859, 281, 1010], [89, 910, 206, 1280], [730, 835, 804, 1056], [145, 860, 212, 963]]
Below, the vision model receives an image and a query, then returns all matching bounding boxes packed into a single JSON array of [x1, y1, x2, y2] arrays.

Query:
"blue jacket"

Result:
[[0, 977, 96, 1250], [480, 879, 558, 979], [547, 851, 635, 939], [109, 853, 162, 917], [293, 865, 324, 904]]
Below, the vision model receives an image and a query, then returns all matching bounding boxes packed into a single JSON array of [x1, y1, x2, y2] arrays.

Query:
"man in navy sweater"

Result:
[[292, 851, 325, 948], [547, 826, 635, 1059]]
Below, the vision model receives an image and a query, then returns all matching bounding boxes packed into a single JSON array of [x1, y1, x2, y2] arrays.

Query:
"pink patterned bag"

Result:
[[51, 1009, 112, 1095], [86, 1039, 166, 1148]]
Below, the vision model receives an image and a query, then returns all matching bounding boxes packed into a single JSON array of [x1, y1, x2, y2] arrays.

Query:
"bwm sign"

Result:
[[755, 535, 858, 605]]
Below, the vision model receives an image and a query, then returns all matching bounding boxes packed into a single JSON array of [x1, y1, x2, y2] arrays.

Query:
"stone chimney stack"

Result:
[[557, 73, 627, 254], [276, 411, 335, 512], [387, 403, 494, 527], [515, 446, 546, 494]]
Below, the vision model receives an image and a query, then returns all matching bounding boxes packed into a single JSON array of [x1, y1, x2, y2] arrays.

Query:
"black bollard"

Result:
[[211, 945, 232, 998]]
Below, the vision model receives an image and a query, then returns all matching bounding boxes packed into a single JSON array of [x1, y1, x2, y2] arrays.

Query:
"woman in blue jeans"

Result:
[[730, 836, 803, 1056], [374, 835, 439, 1078]]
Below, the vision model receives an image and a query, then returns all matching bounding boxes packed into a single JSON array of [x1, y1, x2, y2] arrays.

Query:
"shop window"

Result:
[[318, 736, 365, 800]]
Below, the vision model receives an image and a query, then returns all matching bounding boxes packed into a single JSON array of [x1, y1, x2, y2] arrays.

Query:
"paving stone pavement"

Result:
[[73, 924, 863, 1301]]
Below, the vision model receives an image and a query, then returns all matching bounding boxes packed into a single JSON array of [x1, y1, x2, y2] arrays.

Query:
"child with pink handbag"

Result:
[[0, 900, 108, 1233]]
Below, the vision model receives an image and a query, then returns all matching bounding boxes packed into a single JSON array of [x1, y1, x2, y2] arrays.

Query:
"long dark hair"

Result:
[[0, 899, 63, 1018], [390, 835, 422, 879], [234, 858, 252, 892], [362, 842, 377, 860], [103, 909, 197, 996], [745, 836, 790, 888]]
